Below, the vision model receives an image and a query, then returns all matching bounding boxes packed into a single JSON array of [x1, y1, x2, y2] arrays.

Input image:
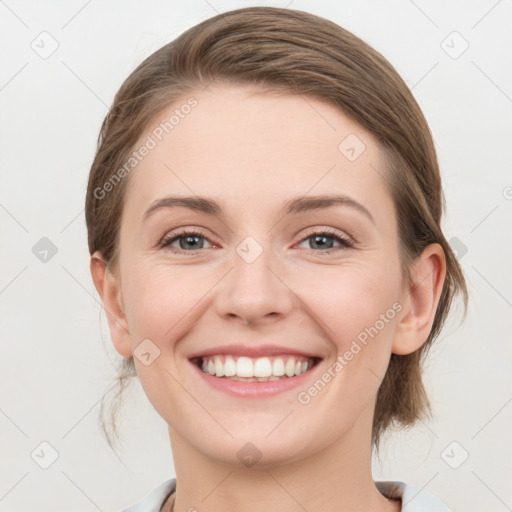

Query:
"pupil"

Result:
[[181, 235, 202, 250], [313, 235, 332, 249]]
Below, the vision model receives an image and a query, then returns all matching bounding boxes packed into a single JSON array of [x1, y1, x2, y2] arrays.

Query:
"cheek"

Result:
[[294, 263, 401, 345], [121, 261, 216, 343], [292, 262, 402, 402], [292, 267, 402, 418]]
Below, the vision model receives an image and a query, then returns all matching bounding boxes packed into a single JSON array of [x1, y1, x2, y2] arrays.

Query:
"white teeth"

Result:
[[199, 355, 314, 379], [236, 356, 254, 377], [285, 358, 296, 377], [214, 356, 224, 377], [224, 356, 236, 377], [254, 357, 272, 377], [272, 358, 285, 376]]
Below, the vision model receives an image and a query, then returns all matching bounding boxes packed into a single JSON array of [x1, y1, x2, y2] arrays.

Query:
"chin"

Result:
[[196, 427, 317, 469]]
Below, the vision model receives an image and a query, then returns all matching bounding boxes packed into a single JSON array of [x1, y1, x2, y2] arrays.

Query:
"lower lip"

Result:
[[190, 359, 322, 398]]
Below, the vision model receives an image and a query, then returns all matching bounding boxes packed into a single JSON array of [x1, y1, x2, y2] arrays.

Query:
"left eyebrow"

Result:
[[142, 194, 374, 224], [281, 194, 374, 224]]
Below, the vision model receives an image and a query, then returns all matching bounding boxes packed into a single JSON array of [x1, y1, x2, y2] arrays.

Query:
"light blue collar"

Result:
[[121, 478, 452, 511]]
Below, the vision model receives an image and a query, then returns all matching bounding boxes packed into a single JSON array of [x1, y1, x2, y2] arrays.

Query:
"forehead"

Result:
[[123, 84, 393, 225]]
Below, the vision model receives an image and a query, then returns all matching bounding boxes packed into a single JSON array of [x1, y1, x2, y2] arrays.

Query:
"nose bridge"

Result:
[[233, 235, 276, 287], [215, 233, 293, 323]]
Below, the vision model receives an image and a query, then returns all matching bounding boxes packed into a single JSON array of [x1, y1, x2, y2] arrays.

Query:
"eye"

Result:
[[158, 227, 354, 255], [297, 228, 354, 254], [159, 229, 213, 253]]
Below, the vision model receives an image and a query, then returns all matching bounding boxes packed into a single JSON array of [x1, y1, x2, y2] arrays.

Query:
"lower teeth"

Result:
[[201, 372, 292, 382], [226, 375, 290, 382]]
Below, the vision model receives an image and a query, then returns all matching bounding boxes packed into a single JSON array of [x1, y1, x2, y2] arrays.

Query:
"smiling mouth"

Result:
[[190, 354, 322, 382]]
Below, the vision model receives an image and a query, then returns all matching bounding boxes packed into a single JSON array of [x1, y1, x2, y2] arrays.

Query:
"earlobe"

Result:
[[392, 243, 447, 355], [90, 251, 133, 358]]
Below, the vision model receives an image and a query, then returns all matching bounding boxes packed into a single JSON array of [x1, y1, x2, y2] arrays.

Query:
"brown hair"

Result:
[[86, 6, 468, 451]]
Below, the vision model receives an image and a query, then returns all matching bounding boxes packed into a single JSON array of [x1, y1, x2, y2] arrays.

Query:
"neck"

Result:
[[167, 407, 400, 512]]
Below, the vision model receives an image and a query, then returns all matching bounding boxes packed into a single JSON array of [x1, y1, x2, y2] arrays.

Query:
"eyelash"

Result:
[[158, 228, 355, 255]]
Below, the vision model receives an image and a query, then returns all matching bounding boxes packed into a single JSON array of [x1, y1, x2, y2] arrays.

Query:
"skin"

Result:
[[91, 84, 446, 512]]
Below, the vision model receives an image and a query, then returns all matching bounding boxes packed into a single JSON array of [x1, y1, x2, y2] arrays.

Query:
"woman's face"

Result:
[[110, 84, 410, 466]]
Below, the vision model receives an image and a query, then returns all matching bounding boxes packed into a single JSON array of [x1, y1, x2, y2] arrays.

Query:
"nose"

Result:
[[214, 240, 294, 326]]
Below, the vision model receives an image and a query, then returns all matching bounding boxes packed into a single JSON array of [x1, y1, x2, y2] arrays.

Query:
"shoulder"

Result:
[[376, 480, 452, 511], [118, 478, 176, 512]]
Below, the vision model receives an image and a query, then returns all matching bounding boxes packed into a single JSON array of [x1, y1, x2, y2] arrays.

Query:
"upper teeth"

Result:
[[200, 355, 312, 378]]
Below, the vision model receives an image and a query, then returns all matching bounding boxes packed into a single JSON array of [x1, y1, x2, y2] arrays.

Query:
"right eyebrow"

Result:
[[143, 196, 222, 221]]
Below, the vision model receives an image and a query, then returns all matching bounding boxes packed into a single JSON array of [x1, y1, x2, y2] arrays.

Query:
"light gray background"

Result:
[[1, 1, 511, 511]]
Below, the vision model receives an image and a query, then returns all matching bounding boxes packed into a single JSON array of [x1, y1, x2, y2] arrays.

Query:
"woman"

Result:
[[86, 6, 467, 511]]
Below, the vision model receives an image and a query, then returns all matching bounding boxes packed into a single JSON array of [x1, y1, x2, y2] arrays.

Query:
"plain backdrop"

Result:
[[1, 1, 511, 511]]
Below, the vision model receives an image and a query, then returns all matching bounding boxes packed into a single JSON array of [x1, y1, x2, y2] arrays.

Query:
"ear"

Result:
[[90, 251, 133, 358], [392, 243, 447, 355]]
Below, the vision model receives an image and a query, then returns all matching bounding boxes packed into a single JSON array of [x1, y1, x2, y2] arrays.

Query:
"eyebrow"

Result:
[[143, 194, 374, 224]]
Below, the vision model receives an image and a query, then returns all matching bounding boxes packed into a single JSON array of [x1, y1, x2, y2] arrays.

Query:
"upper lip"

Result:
[[188, 344, 323, 360]]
